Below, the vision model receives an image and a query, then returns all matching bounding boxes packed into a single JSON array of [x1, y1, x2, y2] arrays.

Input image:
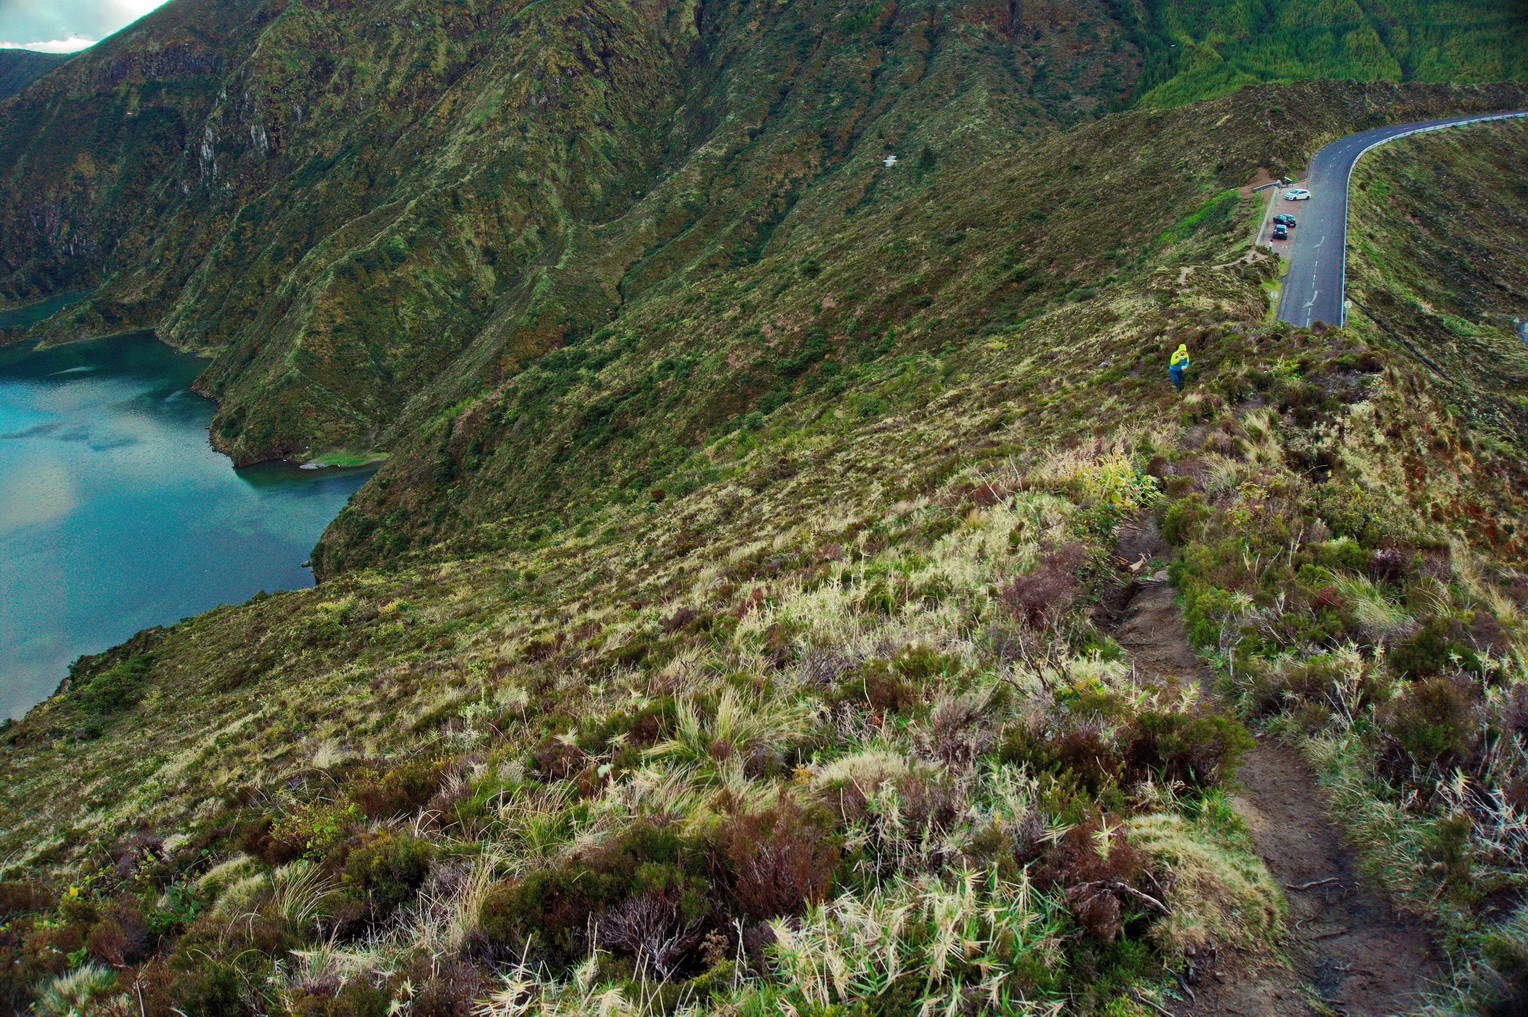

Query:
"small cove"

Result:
[[0, 288, 96, 331], [0, 331, 374, 719]]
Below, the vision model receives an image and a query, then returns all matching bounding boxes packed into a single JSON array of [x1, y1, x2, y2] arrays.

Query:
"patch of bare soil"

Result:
[[1240, 168, 1282, 196], [1114, 573, 1441, 1017]]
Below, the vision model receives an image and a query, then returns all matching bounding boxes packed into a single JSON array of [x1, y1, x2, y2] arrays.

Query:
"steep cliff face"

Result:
[[0, 1, 260, 305]]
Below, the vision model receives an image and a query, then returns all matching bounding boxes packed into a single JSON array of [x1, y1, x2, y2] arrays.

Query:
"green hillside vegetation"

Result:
[[0, 0, 1524, 470], [6, 81, 1528, 1016], [312, 78, 1528, 575], [1345, 119, 1528, 440], [3, 0, 1528, 1012], [1138, 0, 1528, 106], [0, 50, 67, 101]]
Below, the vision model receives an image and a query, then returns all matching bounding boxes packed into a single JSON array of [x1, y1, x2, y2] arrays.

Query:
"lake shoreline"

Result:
[[0, 333, 377, 720]]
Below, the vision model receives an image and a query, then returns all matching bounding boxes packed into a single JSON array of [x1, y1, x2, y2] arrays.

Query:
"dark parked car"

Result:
[[1272, 224, 1289, 240], [1273, 214, 1298, 228]]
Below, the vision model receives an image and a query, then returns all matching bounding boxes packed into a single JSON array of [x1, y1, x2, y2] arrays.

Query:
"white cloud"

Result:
[[0, 35, 95, 53], [110, 0, 170, 17], [0, 0, 173, 52]]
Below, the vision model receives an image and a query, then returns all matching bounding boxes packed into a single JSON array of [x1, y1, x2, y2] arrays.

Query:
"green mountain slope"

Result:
[[1139, 0, 1528, 106], [0, 49, 67, 100], [2, 0, 1151, 464], [313, 77, 1527, 575], [1, 0, 1523, 470], [5, 82, 1528, 1017]]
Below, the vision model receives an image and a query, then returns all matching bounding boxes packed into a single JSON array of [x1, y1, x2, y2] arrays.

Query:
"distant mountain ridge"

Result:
[[0, 49, 67, 100]]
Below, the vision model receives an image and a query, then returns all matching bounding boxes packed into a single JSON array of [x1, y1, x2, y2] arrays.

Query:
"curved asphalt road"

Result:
[[1275, 109, 1528, 329]]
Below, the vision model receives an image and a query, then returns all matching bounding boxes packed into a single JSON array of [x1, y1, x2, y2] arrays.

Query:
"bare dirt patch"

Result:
[[1114, 576, 1442, 1017], [1240, 168, 1282, 196]]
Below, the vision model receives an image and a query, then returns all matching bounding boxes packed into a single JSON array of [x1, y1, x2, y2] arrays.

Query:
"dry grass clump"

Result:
[[1128, 805, 1284, 956]]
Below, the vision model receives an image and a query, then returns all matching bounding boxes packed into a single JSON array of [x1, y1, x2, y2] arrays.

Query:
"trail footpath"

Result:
[[1113, 572, 1440, 1017]]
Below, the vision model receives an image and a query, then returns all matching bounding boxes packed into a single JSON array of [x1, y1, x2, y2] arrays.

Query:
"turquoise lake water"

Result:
[[0, 332, 374, 719]]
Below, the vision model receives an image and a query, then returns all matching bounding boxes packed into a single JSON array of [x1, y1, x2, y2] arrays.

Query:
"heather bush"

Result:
[[287, 982, 390, 1017], [1390, 618, 1483, 680], [1380, 676, 1480, 773], [479, 821, 714, 975], [1037, 813, 1164, 945], [1124, 711, 1254, 788], [1000, 543, 1087, 630], [338, 832, 433, 925], [715, 797, 839, 919], [349, 757, 449, 819]]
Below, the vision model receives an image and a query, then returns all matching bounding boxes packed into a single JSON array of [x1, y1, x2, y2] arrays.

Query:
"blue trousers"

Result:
[[1169, 365, 1185, 390]]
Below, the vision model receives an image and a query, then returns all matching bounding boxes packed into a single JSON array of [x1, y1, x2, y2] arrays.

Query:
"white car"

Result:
[[1283, 188, 1312, 201]]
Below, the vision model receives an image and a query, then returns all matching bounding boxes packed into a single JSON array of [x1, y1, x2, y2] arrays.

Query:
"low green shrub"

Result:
[[1379, 676, 1479, 773], [340, 832, 434, 925], [349, 758, 449, 819], [75, 653, 157, 715], [1124, 711, 1253, 788], [1390, 618, 1482, 680]]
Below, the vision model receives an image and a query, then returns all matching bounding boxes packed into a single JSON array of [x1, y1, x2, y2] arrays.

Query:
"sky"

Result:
[[0, 0, 172, 53]]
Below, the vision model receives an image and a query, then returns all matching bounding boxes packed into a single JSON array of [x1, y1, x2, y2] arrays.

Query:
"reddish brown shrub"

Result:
[[400, 960, 484, 1017], [895, 773, 962, 836], [1034, 812, 1163, 944], [1368, 546, 1413, 585], [529, 735, 588, 781], [926, 696, 993, 770], [1000, 543, 1086, 630], [86, 900, 150, 966], [716, 798, 839, 920]]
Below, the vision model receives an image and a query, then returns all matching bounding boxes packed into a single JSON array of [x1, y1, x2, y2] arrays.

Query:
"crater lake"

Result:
[[0, 331, 374, 719]]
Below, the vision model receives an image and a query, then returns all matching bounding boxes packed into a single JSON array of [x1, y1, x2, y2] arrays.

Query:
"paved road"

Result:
[[1275, 109, 1528, 329]]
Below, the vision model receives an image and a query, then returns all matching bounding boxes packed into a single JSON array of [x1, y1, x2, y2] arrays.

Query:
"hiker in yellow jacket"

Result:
[[1168, 344, 1190, 391]]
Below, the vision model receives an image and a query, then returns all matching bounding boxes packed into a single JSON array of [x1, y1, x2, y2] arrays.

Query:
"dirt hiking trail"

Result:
[[1115, 580, 1441, 1017]]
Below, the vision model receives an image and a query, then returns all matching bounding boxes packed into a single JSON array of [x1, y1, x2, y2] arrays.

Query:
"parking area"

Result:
[[1262, 188, 1308, 249]]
